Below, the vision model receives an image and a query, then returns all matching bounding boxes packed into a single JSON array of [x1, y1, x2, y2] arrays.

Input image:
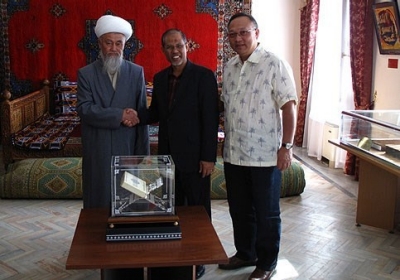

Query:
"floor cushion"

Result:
[[0, 157, 82, 199], [211, 157, 306, 199], [0, 157, 305, 200]]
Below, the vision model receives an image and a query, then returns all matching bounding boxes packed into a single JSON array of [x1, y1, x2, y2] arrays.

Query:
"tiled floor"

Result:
[[1, 147, 400, 279], [292, 146, 359, 198]]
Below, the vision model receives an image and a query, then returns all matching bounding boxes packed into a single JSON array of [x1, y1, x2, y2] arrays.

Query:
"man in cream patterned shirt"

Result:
[[218, 13, 298, 280]]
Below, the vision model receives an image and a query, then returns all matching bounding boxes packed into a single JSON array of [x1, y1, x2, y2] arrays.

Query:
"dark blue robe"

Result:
[[77, 59, 149, 209]]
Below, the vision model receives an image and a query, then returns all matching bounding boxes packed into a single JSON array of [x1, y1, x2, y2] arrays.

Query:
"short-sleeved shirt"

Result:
[[221, 44, 298, 167]]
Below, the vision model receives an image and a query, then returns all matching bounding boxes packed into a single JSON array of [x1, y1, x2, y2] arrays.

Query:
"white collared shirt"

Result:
[[221, 44, 298, 166], [108, 71, 118, 89]]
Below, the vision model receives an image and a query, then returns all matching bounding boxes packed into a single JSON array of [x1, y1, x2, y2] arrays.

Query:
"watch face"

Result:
[[283, 143, 293, 149]]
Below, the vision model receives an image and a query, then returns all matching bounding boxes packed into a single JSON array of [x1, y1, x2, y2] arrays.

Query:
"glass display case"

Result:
[[110, 155, 175, 217], [340, 110, 400, 167], [339, 110, 400, 232]]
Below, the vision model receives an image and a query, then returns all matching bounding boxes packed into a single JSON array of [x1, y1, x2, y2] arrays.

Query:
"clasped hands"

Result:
[[121, 108, 139, 127]]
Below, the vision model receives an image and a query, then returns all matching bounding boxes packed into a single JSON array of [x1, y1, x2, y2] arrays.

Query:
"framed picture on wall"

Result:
[[373, 2, 400, 54]]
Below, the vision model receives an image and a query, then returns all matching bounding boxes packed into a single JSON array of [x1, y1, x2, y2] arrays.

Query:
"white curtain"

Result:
[[304, 0, 354, 168], [251, 0, 353, 168]]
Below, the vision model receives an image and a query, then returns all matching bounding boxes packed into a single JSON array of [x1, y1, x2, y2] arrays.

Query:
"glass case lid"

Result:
[[342, 110, 400, 131], [112, 155, 174, 169]]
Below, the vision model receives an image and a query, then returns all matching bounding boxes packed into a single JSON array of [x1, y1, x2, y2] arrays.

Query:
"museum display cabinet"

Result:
[[332, 110, 400, 232], [340, 110, 400, 169], [107, 155, 180, 241]]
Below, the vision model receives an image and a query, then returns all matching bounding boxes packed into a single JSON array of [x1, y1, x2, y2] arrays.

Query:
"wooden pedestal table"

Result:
[[66, 206, 228, 280]]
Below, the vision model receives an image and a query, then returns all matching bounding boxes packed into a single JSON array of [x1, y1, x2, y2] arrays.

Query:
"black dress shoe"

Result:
[[218, 256, 257, 270], [248, 267, 276, 280], [196, 265, 205, 279]]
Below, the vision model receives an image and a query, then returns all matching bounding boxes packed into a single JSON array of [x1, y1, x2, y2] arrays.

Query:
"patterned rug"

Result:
[[12, 113, 80, 150], [1, 0, 252, 95]]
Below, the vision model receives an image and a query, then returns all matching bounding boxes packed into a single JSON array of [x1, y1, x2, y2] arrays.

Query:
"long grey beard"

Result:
[[100, 52, 123, 75]]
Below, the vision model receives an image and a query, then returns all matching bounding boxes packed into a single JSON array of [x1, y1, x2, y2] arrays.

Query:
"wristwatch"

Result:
[[282, 143, 293, 150]]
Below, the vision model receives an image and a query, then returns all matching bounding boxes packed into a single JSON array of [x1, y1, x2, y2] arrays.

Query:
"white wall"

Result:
[[252, 0, 302, 97], [252, 0, 400, 110], [373, 0, 400, 109]]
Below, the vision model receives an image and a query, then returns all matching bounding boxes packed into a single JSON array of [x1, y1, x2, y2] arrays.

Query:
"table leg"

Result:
[[147, 266, 194, 280], [101, 268, 145, 279]]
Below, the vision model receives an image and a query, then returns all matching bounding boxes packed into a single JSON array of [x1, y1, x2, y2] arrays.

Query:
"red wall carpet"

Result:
[[1, 0, 251, 96]]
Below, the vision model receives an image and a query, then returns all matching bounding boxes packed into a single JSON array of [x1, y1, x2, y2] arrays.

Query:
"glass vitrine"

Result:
[[340, 110, 400, 166], [110, 155, 175, 217]]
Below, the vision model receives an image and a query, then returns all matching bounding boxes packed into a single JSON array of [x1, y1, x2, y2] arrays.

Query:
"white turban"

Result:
[[94, 15, 133, 40]]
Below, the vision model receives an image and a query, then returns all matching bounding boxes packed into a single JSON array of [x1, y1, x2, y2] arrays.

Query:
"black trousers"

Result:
[[224, 163, 281, 271], [174, 169, 211, 219]]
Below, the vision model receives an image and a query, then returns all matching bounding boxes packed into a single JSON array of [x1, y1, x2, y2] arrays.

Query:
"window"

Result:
[[305, 0, 353, 167]]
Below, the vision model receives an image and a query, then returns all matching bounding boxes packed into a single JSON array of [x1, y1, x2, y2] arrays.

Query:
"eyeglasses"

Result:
[[164, 43, 185, 51], [227, 29, 256, 39]]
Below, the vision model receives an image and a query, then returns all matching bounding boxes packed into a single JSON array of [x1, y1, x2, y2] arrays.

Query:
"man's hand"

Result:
[[199, 161, 215, 178], [122, 108, 139, 127], [277, 148, 292, 171]]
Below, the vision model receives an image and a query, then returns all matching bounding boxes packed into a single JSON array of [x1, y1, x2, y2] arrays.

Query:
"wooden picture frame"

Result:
[[373, 2, 400, 54]]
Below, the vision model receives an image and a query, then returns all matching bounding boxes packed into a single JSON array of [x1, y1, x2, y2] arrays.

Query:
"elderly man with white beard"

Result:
[[77, 16, 149, 279], [77, 15, 149, 210]]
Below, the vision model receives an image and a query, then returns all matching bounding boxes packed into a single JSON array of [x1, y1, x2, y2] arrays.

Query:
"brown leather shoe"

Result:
[[218, 256, 257, 270], [248, 267, 276, 280]]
